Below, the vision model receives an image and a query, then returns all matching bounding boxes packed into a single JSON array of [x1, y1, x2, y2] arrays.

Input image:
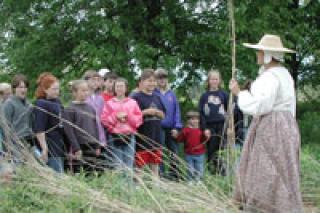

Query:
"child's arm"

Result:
[[101, 104, 118, 131], [63, 109, 81, 153], [202, 130, 211, 143], [127, 101, 143, 129], [174, 128, 186, 143]]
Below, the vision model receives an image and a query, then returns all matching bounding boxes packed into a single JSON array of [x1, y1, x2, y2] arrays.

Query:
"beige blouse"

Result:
[[238, 66, 296, 117]]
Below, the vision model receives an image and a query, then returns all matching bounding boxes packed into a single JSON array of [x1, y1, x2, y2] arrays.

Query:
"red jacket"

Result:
[[176, 127, 207, 155]]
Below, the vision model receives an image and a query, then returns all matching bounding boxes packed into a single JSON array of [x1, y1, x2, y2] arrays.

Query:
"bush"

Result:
[[298, 111, 320, 145]]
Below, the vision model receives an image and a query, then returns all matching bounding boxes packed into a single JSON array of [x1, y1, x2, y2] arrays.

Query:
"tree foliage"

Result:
[[0, 0, 319, 99]]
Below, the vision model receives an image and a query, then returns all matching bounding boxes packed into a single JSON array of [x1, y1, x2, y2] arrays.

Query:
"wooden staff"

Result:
[[226, 0, 236, 148]]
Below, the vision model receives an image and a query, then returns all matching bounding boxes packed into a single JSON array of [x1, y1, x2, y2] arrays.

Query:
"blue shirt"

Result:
[[154, 88, 182, 129]]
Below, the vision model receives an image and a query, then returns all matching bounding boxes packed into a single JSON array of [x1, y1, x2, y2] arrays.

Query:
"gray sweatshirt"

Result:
[[2, 96, 33, 139]]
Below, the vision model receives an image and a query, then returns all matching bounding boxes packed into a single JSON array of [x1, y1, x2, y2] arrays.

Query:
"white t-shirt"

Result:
[[238, 66, 296, 117]]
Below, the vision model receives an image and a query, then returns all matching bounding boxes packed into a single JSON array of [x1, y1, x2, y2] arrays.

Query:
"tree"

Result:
[[0, 0, 319, 104]]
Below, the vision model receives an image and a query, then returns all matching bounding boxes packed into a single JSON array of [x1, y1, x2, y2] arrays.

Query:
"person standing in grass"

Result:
[[101, 78, 143, 174], [101, 71, 118, 102], [63, 80, 101, 173], [172, 111, 210, 183], [132, 69, 165, 179], [33, 73, 66, 173], [2, 75, 34, 159], [154, 68, 182, 181], [199, 70, 228, 175], [83, 70, 106, 169], [229, 34, 303, 212], [0, 83, 12, 103], [0, 82, 12, 154], [100, 71, 118, 168]]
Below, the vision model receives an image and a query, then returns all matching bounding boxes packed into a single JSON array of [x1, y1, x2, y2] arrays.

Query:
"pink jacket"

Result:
[[101, 97, 143, 135]]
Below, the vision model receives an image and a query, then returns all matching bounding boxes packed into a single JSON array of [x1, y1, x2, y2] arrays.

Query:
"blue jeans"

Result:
[[185, 154, 205, 181], [47, 157, 64, 173], [112, 135, 135, 171]]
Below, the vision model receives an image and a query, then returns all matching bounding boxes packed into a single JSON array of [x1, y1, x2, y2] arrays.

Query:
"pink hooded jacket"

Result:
[[101, 97, 143, 135]]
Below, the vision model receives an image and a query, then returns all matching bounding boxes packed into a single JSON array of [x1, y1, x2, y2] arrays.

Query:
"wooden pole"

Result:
[[227, 0, 236, 148]]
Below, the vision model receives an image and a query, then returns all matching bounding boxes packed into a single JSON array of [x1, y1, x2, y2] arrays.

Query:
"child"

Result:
[[131, 69, 165, 178], [101, 78, 142, 173], [199, 70, 228, 175], [33, 73, 65, 173], [0, 82, 12, 154], [83, 70, 107, 148], [83, 70, 107, 169], [154, 68, 182, 181], [2, 75, 34, 159], [63, 80, 101, 173], [101, 71, 118, 102], [172, 111, 210, 183]]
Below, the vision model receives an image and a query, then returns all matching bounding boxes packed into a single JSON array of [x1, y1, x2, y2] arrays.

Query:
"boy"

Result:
[[132, 69, 165, 178], [172, 111, 210, 183]]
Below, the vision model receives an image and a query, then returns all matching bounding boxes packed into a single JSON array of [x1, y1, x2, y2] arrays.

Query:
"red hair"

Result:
[[35, 72, 58, 99]]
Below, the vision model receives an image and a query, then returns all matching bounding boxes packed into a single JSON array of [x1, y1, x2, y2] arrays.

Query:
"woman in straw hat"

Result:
[[229, 34, 303, 212]]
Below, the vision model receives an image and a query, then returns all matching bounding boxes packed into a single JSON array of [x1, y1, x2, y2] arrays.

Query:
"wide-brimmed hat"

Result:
[[243, 34, 295, 53]]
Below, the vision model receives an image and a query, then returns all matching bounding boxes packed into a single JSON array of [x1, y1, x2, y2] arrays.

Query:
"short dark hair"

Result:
[[11, 74, 29, 89], [140, 68, 155, 81], [104, 72, 118, 81], [82, 70, 99, 80], [186, 111, 200, 119]]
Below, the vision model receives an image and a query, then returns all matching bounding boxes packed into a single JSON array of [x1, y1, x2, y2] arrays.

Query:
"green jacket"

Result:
[[2, 96, 33, 139]]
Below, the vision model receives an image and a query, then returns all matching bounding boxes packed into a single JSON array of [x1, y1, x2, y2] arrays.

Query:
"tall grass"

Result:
[[1, 113, 319, 212]]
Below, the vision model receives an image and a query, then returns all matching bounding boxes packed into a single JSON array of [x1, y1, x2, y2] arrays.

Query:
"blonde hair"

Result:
[[70, 80, 88, 93], [0, 83, 11, 93], [206, 69, 223, 90]]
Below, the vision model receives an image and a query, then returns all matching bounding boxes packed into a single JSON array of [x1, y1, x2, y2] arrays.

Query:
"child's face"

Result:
[[73, 83, 89, 102], [114, 81, 126, 97], [142, 76, 156, 93], [208, 74, 220, 90], [45, 82, 60, 99], [189, 117, 199, 128], [15, 81, 28, 99], [97, 76, 104, 90], [157, 77, 168, 89], [104, 78, 115, 93], [2, 88, 12, 101], [87, 77, 100, 91]]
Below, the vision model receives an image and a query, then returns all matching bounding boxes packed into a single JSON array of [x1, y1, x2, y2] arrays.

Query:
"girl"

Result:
[[172, 111, 210, 183], [101, 72, 118, 102], [63, 80, 101, 173], [199, 70, 228, 175], [33, 73, 65, 173], [132, 69, 165, 178], [101, 78, 142, 172]]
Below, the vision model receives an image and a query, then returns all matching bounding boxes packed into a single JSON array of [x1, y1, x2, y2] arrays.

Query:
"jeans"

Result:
[[159, 128, 179, 180], [47, 157, 64, 173], [112, 135, 135, 171], [185, 154, 205, 181]]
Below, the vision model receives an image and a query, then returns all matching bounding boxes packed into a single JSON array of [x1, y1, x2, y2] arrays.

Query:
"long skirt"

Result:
[[233, 111, 303, 213]]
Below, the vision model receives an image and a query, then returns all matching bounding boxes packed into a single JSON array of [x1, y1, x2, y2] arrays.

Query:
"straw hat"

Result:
[[243, 34, 295, 53]]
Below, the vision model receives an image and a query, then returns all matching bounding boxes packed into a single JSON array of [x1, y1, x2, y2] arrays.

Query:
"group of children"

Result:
[[0, 68, 244, 183]]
